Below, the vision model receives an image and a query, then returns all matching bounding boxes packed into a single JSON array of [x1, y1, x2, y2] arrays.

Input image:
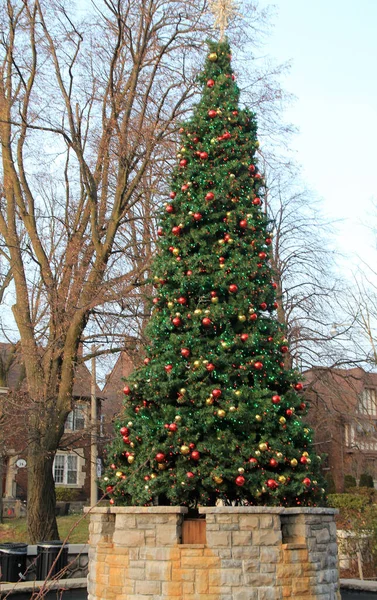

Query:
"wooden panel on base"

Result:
[[181, 518, 206, 544]]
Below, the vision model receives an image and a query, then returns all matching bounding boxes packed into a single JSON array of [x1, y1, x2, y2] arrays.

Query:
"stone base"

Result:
[[86, 506, 340, 600]]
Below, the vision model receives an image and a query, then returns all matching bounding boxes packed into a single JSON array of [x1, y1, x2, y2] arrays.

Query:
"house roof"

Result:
[[0, 342, 104, 399]]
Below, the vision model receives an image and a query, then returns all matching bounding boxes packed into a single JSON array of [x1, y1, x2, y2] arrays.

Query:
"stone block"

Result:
[[217, 548, 232, 558], [113, 529, 145, 546], [181, 548, 204, 557], [135, 580, 161, 595], [253, 528, 282, 546], [195, 569, 209, 593], [234, 591, 258, 600], [114, 514, 136, 529], [181, 556, 220, 569], [244, 573, 275, 586], [220, 568, 243, 586], [260, 546, 281, 564], [172, 568, 193, 581], [259, 515, 280, 530], [233, 546, 260, 560], [232, 530, 253, 546], [260, 563, 277, 573], [221, 559, 243, 568], [258, 586, 279, 600], [156, 525, 179, 546], [145, 560, 171, 581], [128, 567, 145, 580], [314, 527, 331, 544], [162, 581, 182, 595], [206, 530, 231, 547], [243, 560, 259, 573], [183, 581, 195, 594], [239, 515, 260, 530]]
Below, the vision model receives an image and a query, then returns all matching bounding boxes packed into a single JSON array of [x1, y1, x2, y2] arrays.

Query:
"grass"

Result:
[[0, 514, 89, 544]]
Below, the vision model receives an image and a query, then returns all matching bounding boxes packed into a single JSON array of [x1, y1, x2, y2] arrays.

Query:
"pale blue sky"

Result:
[[257, 0, 377, 274]]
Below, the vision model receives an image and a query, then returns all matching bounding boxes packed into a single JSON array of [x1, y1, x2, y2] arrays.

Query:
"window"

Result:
[[358, 389, 377, 418], [65, 406, 85, 431], [53, 454, 78, 485]]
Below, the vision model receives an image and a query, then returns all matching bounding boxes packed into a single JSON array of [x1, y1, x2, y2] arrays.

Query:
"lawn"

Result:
[[0, 514, 89, 544]]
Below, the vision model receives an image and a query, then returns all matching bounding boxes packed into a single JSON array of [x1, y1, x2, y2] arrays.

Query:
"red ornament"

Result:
[[207, 79, 215, 88], [179, 158, 188, 167], [172, 317, 182, 327], [206, 363, 215, 372], [302, 477, 311, 487], [187, 471, 195, 478], [300, 402, 306, 410], [281, 346, 289, 353], [189, 442, 196, 450], [219, 257, 225, 264], [157, 227, 164, 236], [202, 317, 212, 327], [229, 284, 238, 293], [269, 458, 278, 468], [193, 212, 202, 221], [239, 219, 247, 229], [144, 357, 150, 365], [212, 388, 222, 398], [273, 301, 279, 309], [110, 463, 116, 470], [123, 385, 131, 395], [155, 452, 166, 463], [254, 361, 263, 370], [224, 233, 231, 242], [205, 192, 215, 201], [240, 333, 249, 342], [144, 476, 150, 481], [199, 151, 209, 160], [294, 383, 304, 391], [122, 436, 130, 444], [181, 183, 189, 191], [191, 450, 200, 461], [258, 252, 267, 260], [106, 485, 114, 493], [177, 296, 187, 305], [265, 237, 272, 245], [222, 131, 231, 140], [164, 364, 173, 373], [166, 204, 174, 213], [109, 498, 115, 505], [286, 409, 293, 417], [172, 226, 181, 236], [272, 395, 281, 405], [249, 457, 258, 465], [253, 198, 262, 206], [249, 313, 257, 321], [210, 291, 218, 298], [169, 191, 176, 199], [152, 297, 159, 304], [248, 164, 256, 173], [120, 427, 129, 436], [272, 282, 278, 289], [235, 475, 245, 486], [208, 109, 217, 118], [168, 423, 178, 432], [300, 456, 308, 464], [260, 302, 267, 310], [186, 270, 193, 276], [267, 479, 278, 489], [181, 348, 190, 358]]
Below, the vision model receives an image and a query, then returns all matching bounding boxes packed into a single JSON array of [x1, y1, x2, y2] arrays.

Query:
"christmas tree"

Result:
[[103, 40, 325, 508]]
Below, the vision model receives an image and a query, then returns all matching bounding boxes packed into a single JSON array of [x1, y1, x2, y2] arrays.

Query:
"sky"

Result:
[[256, 0, 377, 276]]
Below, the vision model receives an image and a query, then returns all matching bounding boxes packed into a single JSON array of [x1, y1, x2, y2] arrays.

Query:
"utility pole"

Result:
[[90, 347, 98, 507]]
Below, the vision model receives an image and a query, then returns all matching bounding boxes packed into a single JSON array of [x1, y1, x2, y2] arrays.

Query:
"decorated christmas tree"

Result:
[[103, 38, 325, 508]]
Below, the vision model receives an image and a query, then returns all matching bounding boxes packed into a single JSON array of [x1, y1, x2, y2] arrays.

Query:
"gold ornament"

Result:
[[213, 475, 223, 484], [226, 211, 232, 217], [175, 415, 182, 422], [127, 421, 133, 427], [306, 458, 311, 464], [150, 473, 157, 479], [127, 456, 135, 464], [229, 406, 236, 412], [227, 238, 234, 244], [206, 397, 214, 405], [278, 475, 286, 484], [235, 390, 241, 396], [211, 297, 219, 304], [180, 445, 190, 455], [259, 442, 268, 451], [255, 414, 262, 422], [238, 467, 245, 474], [219, 263, 225, 269], [218, 239, 225, 245], [279, 417, 286, 425], [193, 360, 201, 367], [290, 458, 298, 467], [130, 442, 135, 448], [221, 341, 228, 348], [172, 248, 180, 256], [158, 463, 166, 470], [179, 388, 186, 394], [116, 471, 123, 477], [217, 409, 226, 418], [302, 451, 309, 457], [276, 452, 283, 459], [238, 315, 246, 322], [204, 309, 211, 314], [194, 309, 202, 315], [304, 428, 309, 434], [202, 359, 208, 364], [208, 52, 218, 61], [255, 450, 261, 457]]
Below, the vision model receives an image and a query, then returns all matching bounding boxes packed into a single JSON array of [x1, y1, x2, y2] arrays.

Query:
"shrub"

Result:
[[55, 487, 81, 502], [344, 475, 357, 490], [359, 473, 374, 488]]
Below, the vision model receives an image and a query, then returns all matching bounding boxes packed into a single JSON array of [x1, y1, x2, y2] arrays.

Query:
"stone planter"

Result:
[[86, 506, 340, 599]]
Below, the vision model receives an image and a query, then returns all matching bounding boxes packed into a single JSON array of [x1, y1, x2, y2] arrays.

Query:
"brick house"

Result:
[[304, 366, 377, 492], [0, 342, 104, 502]]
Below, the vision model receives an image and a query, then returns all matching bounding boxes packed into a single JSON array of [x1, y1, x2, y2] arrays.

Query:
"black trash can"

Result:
[[36, 540, 68, 580], [0, 543, 28, 582]]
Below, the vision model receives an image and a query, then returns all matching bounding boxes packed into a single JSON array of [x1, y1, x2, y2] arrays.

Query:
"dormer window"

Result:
[[65, 405, 86, 431]]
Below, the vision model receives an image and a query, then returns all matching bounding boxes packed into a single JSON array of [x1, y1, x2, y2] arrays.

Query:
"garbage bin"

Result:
[[0, 543, 28, 582], [36, 541, 68, 580]]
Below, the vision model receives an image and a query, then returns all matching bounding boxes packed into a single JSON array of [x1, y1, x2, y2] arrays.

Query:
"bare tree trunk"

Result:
[[27, 441, 58, 543]]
